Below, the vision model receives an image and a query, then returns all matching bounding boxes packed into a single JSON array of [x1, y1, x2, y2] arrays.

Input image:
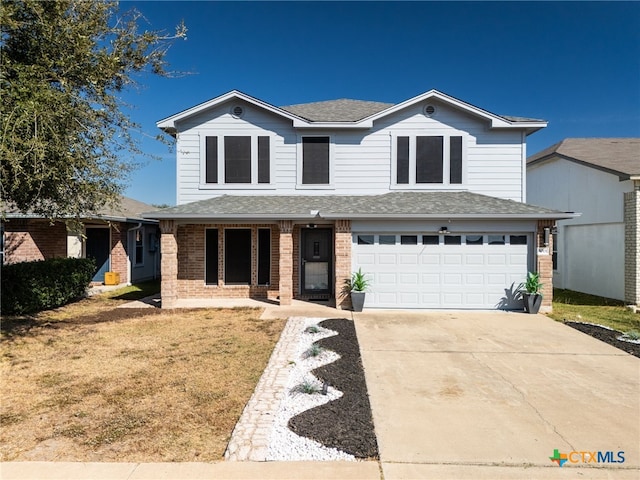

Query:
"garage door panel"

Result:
[[354, 233, 528, 309]]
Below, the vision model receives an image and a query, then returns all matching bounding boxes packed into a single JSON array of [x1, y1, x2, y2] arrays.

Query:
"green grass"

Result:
[[101, 280, 161, 301], [549, 289, 640, 334]]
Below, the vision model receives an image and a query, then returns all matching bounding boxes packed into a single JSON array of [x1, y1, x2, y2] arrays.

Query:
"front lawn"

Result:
[[549, 288, 640, 335], [0, 294, 285, 462]]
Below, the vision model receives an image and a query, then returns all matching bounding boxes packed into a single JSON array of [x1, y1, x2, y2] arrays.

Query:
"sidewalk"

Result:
[[0, 461, 381, 480]]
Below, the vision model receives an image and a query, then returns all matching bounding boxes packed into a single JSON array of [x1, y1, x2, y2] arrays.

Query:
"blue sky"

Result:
[[119, 1, 640, 206]]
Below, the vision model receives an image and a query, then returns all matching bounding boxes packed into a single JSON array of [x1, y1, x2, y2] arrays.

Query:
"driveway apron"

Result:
[[354, 311, 639, 479]]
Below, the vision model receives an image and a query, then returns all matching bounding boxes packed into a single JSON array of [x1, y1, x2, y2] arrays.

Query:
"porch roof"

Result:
[[143, 192, 574, 221]]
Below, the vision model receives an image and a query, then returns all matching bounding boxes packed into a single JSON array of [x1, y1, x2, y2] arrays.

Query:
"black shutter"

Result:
[[416, 136, 443, 183], [225, 136, 251, 183], [258, 228, 271, 285], [205, 229, 219, 285], [225, 229, 252, 284], [450, 136, 463, 184], [397, 136, 409, 184], [258, 136, 270, 184], [205, 137, 218, 183], [302, 137, 329, 184]]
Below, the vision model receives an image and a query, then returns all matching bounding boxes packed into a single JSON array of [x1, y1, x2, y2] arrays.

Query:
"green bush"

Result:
[[1, 258, 95, 315]]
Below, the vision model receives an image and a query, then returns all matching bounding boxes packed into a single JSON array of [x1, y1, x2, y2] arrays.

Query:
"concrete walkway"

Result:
[[354, 310, 640, 479]]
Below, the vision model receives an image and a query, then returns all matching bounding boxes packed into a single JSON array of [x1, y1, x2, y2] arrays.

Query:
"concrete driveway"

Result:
[[354, 311, 640, 479]]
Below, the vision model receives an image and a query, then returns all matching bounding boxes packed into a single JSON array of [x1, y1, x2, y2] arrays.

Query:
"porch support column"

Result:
[[278, 220, 294, 306], [536, 219, 554, 313], [624, 182, 640, 306], [335, 219, 352, 310], [160, 220, 178, 309]]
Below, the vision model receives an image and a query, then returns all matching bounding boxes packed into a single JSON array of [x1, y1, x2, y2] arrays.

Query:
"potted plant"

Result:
[[519, 271, 543, 314], [346, 268, 371, 312]]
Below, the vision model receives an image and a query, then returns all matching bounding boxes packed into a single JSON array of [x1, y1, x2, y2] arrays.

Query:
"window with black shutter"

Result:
[[397, 136, 409, 184], [302, 137, 330, 184], [205, 229, 219, 285], [258, 228, 271, 285], [205, 137, 218, 183], [258, 136, 270, 184], [416, 136, 443, 183], [225, 229, 251, 284], [224, 136, 251, 183]]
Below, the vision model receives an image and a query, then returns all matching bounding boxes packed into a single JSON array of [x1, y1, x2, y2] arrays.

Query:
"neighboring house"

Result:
[[527, 138, 640, 305], [3, 196, 161, 285], [146, 89, 571, 310]]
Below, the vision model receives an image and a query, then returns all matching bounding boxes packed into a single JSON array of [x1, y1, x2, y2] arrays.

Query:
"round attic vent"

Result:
[[424, 104, 436, 116], [231, 105, 244, 118]]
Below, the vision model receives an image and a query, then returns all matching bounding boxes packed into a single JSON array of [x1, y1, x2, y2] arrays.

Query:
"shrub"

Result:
[[1, 257, 95, 315]]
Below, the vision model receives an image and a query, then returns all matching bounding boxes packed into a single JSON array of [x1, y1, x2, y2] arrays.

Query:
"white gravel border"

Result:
[[266, 318, 355, 461]]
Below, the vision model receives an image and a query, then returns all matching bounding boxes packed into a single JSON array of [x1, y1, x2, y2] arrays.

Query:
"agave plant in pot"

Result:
[[519, 272, 543, 314], [347, 268, 371, 312]]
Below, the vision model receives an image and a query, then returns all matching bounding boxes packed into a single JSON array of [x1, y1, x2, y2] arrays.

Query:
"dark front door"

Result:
[[301, 228, 332, 295], [85, 227, 110, 282]]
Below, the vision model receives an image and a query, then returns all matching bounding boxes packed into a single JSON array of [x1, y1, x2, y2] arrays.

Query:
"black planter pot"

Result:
[[523, 293, 543, 314], [351, 291, 366, 312]]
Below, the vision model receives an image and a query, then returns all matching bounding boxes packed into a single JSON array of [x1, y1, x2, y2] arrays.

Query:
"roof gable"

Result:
[[157, 89, 547, 135], [527, 138, 640, 179]]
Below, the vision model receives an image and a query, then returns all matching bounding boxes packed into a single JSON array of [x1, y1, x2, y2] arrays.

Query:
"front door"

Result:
[[85, 227, 110, 283], [301, 228, 332, 295]]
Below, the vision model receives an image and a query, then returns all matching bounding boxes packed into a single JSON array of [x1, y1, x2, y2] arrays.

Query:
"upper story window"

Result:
[[302, 136, 330, 185], [204, 135, 270, 185], [394, 135, 464, 186]]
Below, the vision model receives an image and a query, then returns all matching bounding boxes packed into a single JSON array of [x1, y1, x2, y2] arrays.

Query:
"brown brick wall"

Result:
[[334, 219, 352, 309], [278, 220, 293, 305], [109, 224, 129, 284], [536, 220, 555, 311], [624, 185, 640, 306], [4, 219, 67, 264], [174, 223, 280, 300]]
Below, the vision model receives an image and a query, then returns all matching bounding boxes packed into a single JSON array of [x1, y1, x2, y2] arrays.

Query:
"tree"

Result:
[[0, 0, 185, 219]]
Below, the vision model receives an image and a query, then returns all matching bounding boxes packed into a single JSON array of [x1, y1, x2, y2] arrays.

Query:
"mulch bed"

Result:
[[288, 318, 379, 459], [565, 322, 640, 358]]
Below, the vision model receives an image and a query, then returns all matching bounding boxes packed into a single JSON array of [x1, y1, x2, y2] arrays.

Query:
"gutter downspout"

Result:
[[127, 222, 143, 286]]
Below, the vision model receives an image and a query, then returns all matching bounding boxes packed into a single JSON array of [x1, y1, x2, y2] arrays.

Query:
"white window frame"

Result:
[[296, 134, 335, 189], [391, 133, 467, 188], [199, 132, 275, 189]]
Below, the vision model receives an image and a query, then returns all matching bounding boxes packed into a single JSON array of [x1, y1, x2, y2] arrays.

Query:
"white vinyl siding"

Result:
[[175, 99, 526, 204]]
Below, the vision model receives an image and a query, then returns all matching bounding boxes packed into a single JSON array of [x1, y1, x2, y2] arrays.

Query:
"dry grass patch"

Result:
[[1, 302, 285, 462]]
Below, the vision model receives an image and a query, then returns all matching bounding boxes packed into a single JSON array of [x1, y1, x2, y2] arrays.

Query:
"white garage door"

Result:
[[353, 233, 530, 309]]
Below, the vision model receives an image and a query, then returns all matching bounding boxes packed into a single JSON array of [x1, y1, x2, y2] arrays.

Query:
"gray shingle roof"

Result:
[[528, 138, 640, 178], [280, 99, 394, 122], [144, 192, 569, 220], [5, 196, 158, 223]]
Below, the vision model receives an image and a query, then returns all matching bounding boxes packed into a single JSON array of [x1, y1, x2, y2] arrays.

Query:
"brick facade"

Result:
[[109, 224, 129, 284], [624, 184, 640, 306], [536, 219, 555, 312], [3, 219, 67, 263], [334, 219, 352, 309]]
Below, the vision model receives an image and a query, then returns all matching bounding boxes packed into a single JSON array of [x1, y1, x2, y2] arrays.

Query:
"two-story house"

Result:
[[146, 89, 570, 310]]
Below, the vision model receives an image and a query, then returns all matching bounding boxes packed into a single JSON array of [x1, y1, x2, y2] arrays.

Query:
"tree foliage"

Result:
[[0, 0, 185, 219]]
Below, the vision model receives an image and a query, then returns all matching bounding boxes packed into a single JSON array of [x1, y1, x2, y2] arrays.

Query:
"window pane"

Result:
[[258, 228, 270, 285], [401, 235, 418, 245], [450, 136, 462, 184], [466, 235, 483, 245], [357, 235, 374, 245], [488, 235, 505, 245], [258, 136, 270, 184], [552, 232, 558, 270], [444, 235, 462, 245], [206, 136, 218, 183], [397, 137, 409, 184], [225, 136, 251, 183], [510, 235, 527, 245], [205, 229, 218, 285], [302, 137, 329, 184], [416, 136, 443, 183], [225, 229, 251, 284], [422, 235, 439, 245], [135, 229, 144, 264], [379, 235, 396, 245]]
